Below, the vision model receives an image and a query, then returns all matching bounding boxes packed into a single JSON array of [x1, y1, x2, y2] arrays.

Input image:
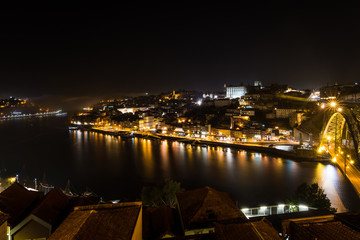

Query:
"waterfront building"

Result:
[[139, 116, 154, 131], [293, 127, 313, 145], [231, 129, 243, 140], [242, 127, 265, 141], [212, 128, 231, 140]]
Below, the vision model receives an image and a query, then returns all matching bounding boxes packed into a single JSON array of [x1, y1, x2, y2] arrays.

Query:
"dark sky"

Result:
[[0, 3, 360, 108]]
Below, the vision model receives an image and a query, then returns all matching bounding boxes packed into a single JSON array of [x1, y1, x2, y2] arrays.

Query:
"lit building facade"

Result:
[[225, 85, 247, 99]]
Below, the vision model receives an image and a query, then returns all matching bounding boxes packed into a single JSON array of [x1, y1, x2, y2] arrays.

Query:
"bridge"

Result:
[[319, 102, 360, 196]]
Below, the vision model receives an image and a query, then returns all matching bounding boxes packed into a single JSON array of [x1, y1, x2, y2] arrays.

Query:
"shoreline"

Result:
[[78, 127, 330, 163], [0, 110, 66, 119]]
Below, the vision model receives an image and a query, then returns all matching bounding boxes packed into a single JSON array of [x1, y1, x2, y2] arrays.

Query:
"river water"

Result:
[[0, 116, 359, 212]]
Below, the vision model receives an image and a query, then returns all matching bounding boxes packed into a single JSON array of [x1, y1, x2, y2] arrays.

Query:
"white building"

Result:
[[225, 85, 247, 99]]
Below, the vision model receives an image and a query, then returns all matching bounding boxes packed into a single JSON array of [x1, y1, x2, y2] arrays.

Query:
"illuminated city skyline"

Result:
[[0, 3, 359, 109]]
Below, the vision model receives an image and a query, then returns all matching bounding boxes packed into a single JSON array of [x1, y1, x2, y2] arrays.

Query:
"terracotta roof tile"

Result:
[[215, 218, 281, 240], [49, 202, 141, 240], [0, 183, 42, 226], [250, 209, 331, 232], [215, 222, 259, 240], [176, 186, 246, 230], [336, 212, 360, 231], [251, 218, 281, 239], [291, 221, 360, 240], [31, 188, 69, 225]]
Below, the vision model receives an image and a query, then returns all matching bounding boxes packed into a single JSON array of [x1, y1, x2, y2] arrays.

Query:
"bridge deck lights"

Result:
[[330, 101, 337, 107], [318, 146, 326, 153]]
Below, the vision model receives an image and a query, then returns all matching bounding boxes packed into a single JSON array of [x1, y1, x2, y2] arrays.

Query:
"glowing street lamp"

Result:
[[330, 101, 337, 108], [318, 146, 326, 153]]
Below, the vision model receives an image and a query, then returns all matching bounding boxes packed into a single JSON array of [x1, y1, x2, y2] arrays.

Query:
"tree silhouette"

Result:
[[287, 182, 336, 213], [141, 179, 184, 207]]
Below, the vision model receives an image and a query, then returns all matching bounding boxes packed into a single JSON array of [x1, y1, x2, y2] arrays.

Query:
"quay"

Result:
[[0, 110, 66, 119], [75, 126, 330, 163]]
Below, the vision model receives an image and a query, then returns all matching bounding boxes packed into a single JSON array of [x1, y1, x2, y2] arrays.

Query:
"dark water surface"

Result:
[[0, 116, 359, 212]]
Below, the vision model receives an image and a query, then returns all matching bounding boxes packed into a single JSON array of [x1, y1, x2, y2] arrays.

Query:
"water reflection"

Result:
[[315, 164, 347, 212], [141, 139, 154, 180], [69, 132, 360, 211], [160, 140, 170, 179]]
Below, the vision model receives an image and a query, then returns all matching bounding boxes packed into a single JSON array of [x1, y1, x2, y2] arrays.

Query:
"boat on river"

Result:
[[118, 131, 134, 139]]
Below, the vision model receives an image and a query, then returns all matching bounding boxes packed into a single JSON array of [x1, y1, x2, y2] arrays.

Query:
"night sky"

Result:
[[0, 3, 359, 108]]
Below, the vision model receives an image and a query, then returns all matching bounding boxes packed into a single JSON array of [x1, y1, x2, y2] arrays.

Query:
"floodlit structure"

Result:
[[225, 84, 247, 99], [319, 103, 360, 196]]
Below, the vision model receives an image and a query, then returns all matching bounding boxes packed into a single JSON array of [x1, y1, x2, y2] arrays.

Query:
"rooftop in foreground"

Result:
[[49, 202, 142, 240]]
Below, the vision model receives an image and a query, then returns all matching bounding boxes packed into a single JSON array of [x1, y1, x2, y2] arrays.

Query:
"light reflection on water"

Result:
[[70, 131, 360, 211], [1, 116, 358, 212], [315, 164, 347, 212]]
